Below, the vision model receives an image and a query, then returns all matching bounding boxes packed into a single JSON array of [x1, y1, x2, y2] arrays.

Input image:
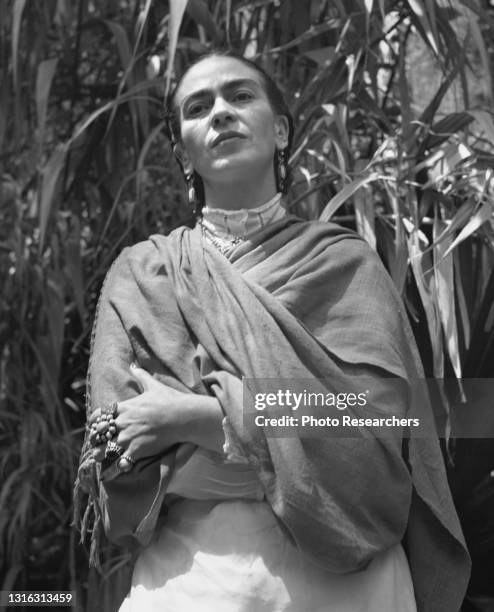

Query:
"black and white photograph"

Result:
[[1, 1, 494, 611]]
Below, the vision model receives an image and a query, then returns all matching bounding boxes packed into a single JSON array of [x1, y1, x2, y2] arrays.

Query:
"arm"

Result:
[[90, 364, 225, 463], [82, 243, 234, 549], [85, 250, 167, 546]]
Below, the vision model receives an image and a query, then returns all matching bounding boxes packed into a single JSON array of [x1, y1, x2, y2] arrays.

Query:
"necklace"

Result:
[[199, 218, 245, 255]]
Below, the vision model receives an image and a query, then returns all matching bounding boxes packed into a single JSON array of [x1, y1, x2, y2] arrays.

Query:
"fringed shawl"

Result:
[[74, 217, 470, 611]]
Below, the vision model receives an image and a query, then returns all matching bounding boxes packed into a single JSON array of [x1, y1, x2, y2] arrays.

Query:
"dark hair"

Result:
[[164, 50, 294, 207]]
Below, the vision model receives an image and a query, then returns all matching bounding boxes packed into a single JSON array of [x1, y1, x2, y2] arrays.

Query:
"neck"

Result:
[[202, 171, 277, 211]]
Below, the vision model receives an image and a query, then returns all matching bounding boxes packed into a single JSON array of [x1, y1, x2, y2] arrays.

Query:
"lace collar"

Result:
[[201, 192, 286, 238]]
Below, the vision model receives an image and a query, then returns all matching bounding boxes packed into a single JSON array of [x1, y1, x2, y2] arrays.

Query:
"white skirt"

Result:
[[119, 499, 416, 612]]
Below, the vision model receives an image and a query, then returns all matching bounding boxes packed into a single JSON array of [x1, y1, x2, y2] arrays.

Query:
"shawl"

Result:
[[74, 217, 470, 612]]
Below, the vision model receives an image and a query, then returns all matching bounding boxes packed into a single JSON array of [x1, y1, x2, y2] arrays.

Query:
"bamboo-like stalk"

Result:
[[1, 0, 494, 608]]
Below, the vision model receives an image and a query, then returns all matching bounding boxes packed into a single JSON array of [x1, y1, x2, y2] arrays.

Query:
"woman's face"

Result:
[[173, 56, 288, 188]]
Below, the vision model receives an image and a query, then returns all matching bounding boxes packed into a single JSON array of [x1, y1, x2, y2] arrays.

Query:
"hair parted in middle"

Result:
[[163, 49, 295, 211]]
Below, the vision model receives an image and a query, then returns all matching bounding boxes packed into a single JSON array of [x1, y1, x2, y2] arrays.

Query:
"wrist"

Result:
[[181, 394, 224, 453]]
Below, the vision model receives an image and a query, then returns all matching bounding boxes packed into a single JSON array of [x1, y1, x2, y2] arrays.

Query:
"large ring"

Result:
[[105, 441, 124, 461], [117, 454, 136, 474], [89, 402, 118, 447]]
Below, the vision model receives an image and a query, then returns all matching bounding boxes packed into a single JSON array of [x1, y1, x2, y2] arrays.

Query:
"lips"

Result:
[[211, 131, 245, 148]]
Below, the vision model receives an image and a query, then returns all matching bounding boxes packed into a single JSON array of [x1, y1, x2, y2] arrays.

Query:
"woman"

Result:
[[75, 52, 470, 611]]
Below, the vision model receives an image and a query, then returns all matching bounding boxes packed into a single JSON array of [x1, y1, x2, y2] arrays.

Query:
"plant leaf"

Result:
[[426, 198, 476, 253], [104, 18, 149, 139], [39, 144, 67, 251], [422, 111, 474, 151], [11, 0, 26, 144], [187, 0, 221, 43], [104, 2, 152, 139], [11, 0, 26, 90], [65, 216, 86, 322], [35, 58, 58, 146], [443, 200, 494, 258], [104, 19, 132, 70], [354, 184, 376, 250], [319, 172, 378, 222], [45, 271, 65, 382], [268, 20, 342, 55], [136, 120, 166, 203], [419, 62, 463, 128], [103, 19, 149, 134], [408, 236, 444, 379], [469, 110, 494, 144], [383, 182, 408, 294], [225, 0, 232, 46], [166, 0, 189, 96], [433, 215, 461, 378], [69, 80, 160, 144], [364, 0, 374, 14], [406, 0, 439, 55], [1, 563, 22, 593], [466, 7, 493, 106], [134, 0, 153, 46], [0, 74, 8, 154], [454, 249, 470, 350], [303, 46, 336, 67], [398, 38, 413, 145]]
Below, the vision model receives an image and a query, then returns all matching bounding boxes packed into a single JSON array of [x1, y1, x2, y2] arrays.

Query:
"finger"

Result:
[[92, 445, 107, 462], [97, 444, 140, 482], [100, 459, 134, 482], [129, 363, 158, 392]]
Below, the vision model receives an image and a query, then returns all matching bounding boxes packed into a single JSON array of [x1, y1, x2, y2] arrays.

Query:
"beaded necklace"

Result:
[[199, 218, 245, 255], [198, 192, 284, 255]]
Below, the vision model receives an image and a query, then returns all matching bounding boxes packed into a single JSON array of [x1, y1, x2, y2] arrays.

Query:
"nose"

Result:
[[210, 97, 236, 128]]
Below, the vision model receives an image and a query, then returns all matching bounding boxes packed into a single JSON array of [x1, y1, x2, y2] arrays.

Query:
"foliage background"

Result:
[[1, 0, 494, 610]]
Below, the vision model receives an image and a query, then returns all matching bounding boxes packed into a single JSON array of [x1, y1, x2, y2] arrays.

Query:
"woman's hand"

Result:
[[89, 364, 225, 465]]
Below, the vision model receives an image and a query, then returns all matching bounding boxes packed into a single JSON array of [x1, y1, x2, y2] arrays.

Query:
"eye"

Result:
[[185, 100, 209, 118], [232, 90, 254, 102]]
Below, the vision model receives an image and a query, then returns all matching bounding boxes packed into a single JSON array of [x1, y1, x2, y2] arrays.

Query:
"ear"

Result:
[[274, 115, 289, 150], [173, 142, 193, 174]]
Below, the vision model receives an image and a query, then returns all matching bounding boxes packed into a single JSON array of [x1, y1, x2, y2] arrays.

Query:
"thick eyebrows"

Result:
[[181, 78, 261, 107]]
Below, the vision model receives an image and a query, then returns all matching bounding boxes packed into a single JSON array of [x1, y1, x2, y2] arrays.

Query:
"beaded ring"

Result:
[[117, 454, 136, 474], [88, 402, 118, 447], [105, 441, 124, 461]]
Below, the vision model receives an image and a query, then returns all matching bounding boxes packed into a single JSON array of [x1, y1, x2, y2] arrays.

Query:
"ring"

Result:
[[89, 402, 118, 447], [117, 454, 136, 474], [105, 441, 124, 461]]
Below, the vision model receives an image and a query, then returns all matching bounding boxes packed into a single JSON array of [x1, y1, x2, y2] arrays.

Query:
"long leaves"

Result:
[[39, 144, 67, 251], [165, 0, 189, 95], [2, 1, 494, 609], [35, 58, 58, 147]]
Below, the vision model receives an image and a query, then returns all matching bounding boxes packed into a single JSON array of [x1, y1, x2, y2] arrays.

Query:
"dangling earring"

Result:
[[277, 148, 287, 192], [185, 170, 198, 214]]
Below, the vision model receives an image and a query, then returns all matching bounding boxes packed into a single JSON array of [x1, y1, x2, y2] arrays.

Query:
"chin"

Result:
[[213, 153, 270, 173], [207, 157, 247, 176]]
